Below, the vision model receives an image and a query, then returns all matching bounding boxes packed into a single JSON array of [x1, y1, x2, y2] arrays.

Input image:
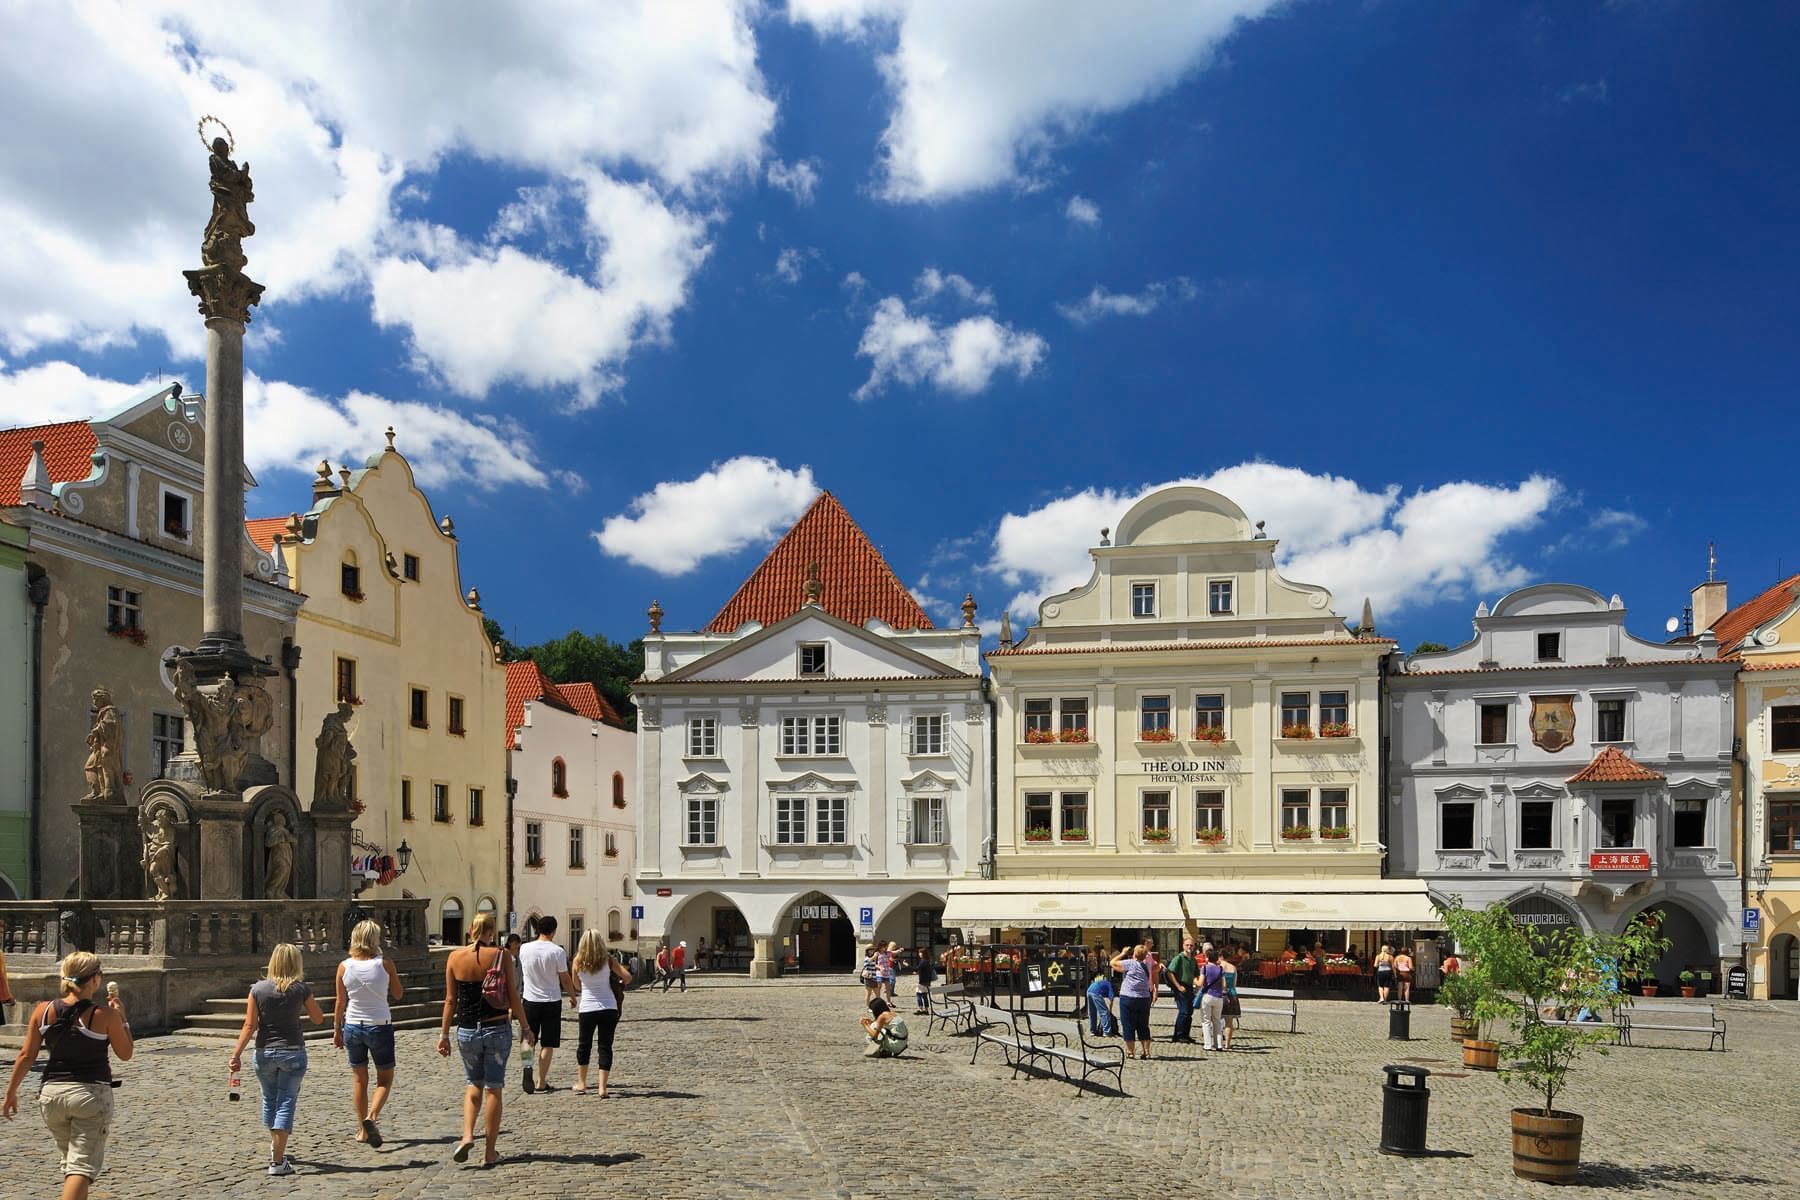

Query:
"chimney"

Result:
[[1691, 543, 1726, 634]]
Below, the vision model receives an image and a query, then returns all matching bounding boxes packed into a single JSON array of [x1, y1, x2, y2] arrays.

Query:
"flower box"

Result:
[[1024, 727, 1057, 744], [1279, 724, 1314, 740], [1320, 826, 1350, 840], [604, 848, 620, 858], [1320, 722, 1356, 739], [1058, 728, 1091, 744], [1281, 826, 1314, 841], [1196, 830, 1227, 845], [106, 623, 148, 646], [608, 931, 625, 941], [1023, 828, 1052, 843], [1139, 727, 1176, 743], [1141, 827, 1172, 843], [343, 589, 366, 602], [1060, 828, 1089, 841], [1191, 726, 1228, 744]]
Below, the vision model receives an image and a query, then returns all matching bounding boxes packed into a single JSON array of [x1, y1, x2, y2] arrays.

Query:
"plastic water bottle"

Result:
[[228, 1066, 241, 1102]]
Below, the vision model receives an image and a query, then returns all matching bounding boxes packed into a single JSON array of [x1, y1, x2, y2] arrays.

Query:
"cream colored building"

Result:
[[958, 485, 1432, 950], [252, 436, 505, 939]]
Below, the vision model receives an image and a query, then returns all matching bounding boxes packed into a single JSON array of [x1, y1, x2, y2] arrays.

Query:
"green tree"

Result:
[[1412, 640, 1449, 655], [481, 616, 524, 663], [519, 628, 644, 730]]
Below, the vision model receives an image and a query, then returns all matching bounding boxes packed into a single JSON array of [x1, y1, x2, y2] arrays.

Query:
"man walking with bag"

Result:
[[1166, 936, 1199, 1044]]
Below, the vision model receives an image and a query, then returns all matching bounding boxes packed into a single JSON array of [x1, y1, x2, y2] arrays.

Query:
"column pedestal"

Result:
[[194, 793, 249, 899], [312, 812, 354, 901], [749, 934, 778, 979], [75, 804, 143, 900]]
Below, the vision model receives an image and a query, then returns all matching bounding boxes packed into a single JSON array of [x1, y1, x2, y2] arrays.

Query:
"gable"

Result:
[[673, 611, 962, 683]]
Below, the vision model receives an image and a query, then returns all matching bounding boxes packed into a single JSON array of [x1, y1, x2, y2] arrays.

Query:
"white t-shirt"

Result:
[[519, 940, 570, 1003], [576, 967, 620, 1014]]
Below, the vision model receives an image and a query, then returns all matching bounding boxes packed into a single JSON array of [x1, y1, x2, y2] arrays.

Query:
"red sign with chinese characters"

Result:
[[655, 887, 673, 897], [1589, 851, 1650, 871]]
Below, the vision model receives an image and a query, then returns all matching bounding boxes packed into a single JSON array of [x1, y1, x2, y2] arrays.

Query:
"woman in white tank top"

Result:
[[334, 920, 403, 1146], [570, 929, 633, 1097]]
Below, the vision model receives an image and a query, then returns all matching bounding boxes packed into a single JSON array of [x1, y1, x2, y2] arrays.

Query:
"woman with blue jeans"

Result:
[[1110, 944, 1155, 1059], [334, 919, 404, 1146], [437, 912, 532, 1168], [229, 943, 326, 1177]]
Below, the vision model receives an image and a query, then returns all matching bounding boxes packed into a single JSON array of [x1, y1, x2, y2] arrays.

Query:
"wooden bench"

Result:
[[1234, 986, 1299, 1034], [968, 1004, 1036, 1075], [1529, 1004, 1624, 1044], [1015, 1011, 1127, 1096], [1622, 1003, 1726, 1051], [926, 985, 975, 1036]]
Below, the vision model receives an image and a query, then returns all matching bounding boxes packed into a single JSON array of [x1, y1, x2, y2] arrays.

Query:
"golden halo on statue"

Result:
[[196, 114, 235, 154]]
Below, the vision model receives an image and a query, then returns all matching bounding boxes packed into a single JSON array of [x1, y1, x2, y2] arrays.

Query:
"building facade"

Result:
[[253, 436, 506, 939], [963, 486, 1430, 953], [1391, 584, 1739, 989], [506, 660, 637, 954], [0, 519, 34, 899], [2, 387, 302, 899], [633, 493, 987, 977]]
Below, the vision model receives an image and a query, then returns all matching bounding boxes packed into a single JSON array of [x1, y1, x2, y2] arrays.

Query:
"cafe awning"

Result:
[[1182, 880, 1439, 931], [942, 880, 1188, 929]]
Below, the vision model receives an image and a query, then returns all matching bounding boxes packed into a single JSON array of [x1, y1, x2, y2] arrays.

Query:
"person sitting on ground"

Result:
[[860, 992, 893, 1041]]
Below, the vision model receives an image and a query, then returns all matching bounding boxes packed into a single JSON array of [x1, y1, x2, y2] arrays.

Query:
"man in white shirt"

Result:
[[517, 916, 575, 1092]]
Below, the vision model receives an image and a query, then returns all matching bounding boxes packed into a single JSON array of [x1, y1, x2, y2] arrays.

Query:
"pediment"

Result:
[[677, 772, 729, 795], [766, 771, 856, 794], [662, 608, 964, 683], [1513, 783, 1565, 801], [900, 769, 957, 793], [1433, 783, 1484, 802]]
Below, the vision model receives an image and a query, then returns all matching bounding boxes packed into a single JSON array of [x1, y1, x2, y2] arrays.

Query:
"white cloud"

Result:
[[594, 456, 820, 574], [791, 1, 1283, 200], [1065, 195, 1101, 226], [853, 292, 1047, 400], [987, 465, 1559, 620], [766, 157, 823, 205], [1056, 278, 1195, 324], [773, 248, 807, 284], [915, 268, 994, 308], [842, 271, 869, 296]]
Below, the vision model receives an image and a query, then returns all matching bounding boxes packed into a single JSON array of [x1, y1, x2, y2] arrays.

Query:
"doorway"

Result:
[[788, 893, 854, 971], [1772, 934, 1798, 1000]]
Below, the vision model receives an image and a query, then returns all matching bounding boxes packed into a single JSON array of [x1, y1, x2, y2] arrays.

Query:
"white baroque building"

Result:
[[1390, 584, 1740, 989], [631, 493, 988, 977]]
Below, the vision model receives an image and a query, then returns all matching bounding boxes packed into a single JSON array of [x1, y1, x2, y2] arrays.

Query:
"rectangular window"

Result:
[[1131, 582, 1157, 618], [151, 713, 185, 779], [1023, 698, 1053, 740], [1059, 698, 1089, 736], [1536, 632, 1561, 661], [1207, 579, 1234, 615], [402, 553, 420, 581], [410, 687, 428, 729], [1772, 706, 1800, 753], [524, 821, 543, 866], [779, 715, 841, 755], [1281, 789, 1311, 833], [1060, 791, 1088, 838], [814, 794, 847, 844], [448, 696, 466, 736], [1194, 790, 1223, 835], [1519, 800, 1554, 849], [161, 489, 190, 539], [341, 561, 362, 598], [815, 716, 841, 755], [1440, 802, 1475, 849], [911, 794, 946, 845], [568, 915, 584, 947], [569, 824, 585, 869], [1599, 798, 1635, 848], [336, 657, 357, 705], [1141, 790, 1171, 834], [1139, 695, 1171, 738], [468, 787, 483, 826], [1479, 703, 1509, 745], [1672, 797, 1707, 848], [1319, 690, 1349, 728], [1771, 800, 1800, 853], [687, 717, 718, 758], [105, 585, 141, 632], [1280, 691, 1311, 734], [401, 778, 414, 821], [775, 795, 807, 844], [1595, 698, 1627, 742], [605, 831, 618, 856], [1194, 694, 1225, 734], [1024, 792, 1052, 839], [1319, 788, 1348, 832], [432, 782, 449, 823], [910, 713, 944, 755], [797, 643, 827, 677], [685, 796, 718, 846]]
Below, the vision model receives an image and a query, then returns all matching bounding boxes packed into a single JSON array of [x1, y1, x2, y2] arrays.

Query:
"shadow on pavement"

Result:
[[302, 1159, 434, 1175], [1577, 1163, 1775, 1190], [511, 1151, 644, 1166], [632, 1015, 766, 1023]]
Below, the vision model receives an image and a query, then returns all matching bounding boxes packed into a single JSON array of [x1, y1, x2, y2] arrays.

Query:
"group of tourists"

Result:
[[1372, 943, 1417, 1004], [3, 912, 635, 1191], [1088, 935, 1240, 1058]]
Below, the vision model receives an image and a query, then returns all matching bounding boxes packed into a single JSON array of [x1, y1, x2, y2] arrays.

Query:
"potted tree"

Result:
[[1678, 970, 1697, 999], [1436, 966, 1479, 1044]]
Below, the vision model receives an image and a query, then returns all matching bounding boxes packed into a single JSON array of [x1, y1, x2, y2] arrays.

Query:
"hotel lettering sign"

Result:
[[1589, 851, 1650, 872], [1136, 758, 1236, 783]]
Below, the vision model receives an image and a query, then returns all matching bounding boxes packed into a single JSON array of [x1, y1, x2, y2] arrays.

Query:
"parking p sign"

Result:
[[1742, 908, 1761, 943], [858, 906, 874, 928]]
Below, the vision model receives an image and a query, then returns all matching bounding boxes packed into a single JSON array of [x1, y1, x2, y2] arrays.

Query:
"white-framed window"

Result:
[[780, 715, 841, 756], [1024, 792, 1052, 839], [687, 716, 718, 758], [1319, 691, 1349, 728], [151, 712, 185, 779], [106, 585, 141, 633], [1439, 802, 1475, 850], [1280, 691, 1311, 735], [1023, 699, 1052, 737], [1059, 791, 1088, 838], [1130, 581, 1157, 618], [1207, 579, 1234, 615], [1599, 797, 1635, 848], [524, 821, 543, 866], [1595, 697, 1628, 742], [1141, 790, 1171, 835], [1195, 790, 1224, 835], [1519, 799, 1555, 849], [797, 642, 827, 677], [1672, 796, 1707, 848], [775, 795, 808, 844], [569, 824, 586, 869], [910, 794, 946, 845], [1319, 788, 1348, 833], [1478, 702, 1510, 745], [158, 483, 192, 542], [567, 914, 584, 948], [1536, 631, 1562, 662], [1281, 789, 1311, 833], [1059, 698, 1088, 736], [1139, 695, 1171, 737], [685, 796, 718, 845], [1194, 694, 1225, 734], [909, 713, 945, 755], [814, 794, 847, 844]]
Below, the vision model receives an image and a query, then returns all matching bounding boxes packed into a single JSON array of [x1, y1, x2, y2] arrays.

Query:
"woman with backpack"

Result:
[[437, 911, 533, 1168], [570, 929, 632, 1098], [229, 943, 327, 1176]]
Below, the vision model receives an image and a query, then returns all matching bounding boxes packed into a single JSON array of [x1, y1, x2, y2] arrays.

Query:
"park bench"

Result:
[[1015, 1010, 1127, 1096], [968, 1004, 1037, 1075], [1621, 1002, 1726, 1051], [926, 984, 974, 1036], [1234, 986, 1299, 1034], [1527, 1003, 1625, 1044]]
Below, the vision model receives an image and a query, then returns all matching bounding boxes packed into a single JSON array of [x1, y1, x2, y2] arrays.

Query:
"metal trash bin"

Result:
[[1388, 999, 1411, 1040], [1378, 1064, 1431, 1156]]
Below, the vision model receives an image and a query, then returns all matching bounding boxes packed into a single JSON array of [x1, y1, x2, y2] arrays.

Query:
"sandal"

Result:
[[483, 1153, 503, 1169], [572, 1087, 588, 1095], [362, 1119, 382, 1148], [452, 1140, 474, 1164]]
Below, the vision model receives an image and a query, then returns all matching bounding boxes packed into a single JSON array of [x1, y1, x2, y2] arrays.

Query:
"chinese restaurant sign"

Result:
[[1589, 851, 1650, 871]]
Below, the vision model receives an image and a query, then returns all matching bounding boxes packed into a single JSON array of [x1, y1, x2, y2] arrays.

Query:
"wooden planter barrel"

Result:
[[1512, 1108, 1583, 1183], [1448, 1016, 1470, 1042], [1462, 1038, 1499, 1071]]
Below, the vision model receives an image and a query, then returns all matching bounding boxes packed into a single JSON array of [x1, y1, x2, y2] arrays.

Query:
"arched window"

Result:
[[341, 550, 363, 600], [551, 758, 568, 797], [612, 771, 626, 808], [608, 909, 622, 938], [440, 897, 464, 944]]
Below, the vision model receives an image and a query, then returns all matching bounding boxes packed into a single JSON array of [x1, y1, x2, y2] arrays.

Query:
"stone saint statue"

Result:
[[312, 703, 356, 811], [202, 136, 255, 271], [171, 659, 237, 793], [264, 810, 296, 899], [82, 688, 125, 803], [140, 807, 180, 901]]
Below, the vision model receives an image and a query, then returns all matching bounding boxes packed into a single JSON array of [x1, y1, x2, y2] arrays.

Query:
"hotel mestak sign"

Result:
[[1137, 758, 1236, 783], [1589, 851, 1651, 872]]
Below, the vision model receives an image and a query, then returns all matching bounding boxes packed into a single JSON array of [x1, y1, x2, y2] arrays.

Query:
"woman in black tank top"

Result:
[[437, 914, 531, 1167]]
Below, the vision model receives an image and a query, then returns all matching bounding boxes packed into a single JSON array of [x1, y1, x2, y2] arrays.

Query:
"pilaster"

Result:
[[867, 703, 888, 877], [738, 706, 760, 876]]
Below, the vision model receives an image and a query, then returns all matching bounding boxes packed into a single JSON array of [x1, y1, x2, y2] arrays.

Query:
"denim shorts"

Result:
[[343, 1022, 396, 1070], [456, 1022, 513, 1090]]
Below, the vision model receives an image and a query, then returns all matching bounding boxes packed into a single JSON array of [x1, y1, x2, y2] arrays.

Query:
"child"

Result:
[[1085, 966, 1118, 1037], [913, 945, 936, 1014]]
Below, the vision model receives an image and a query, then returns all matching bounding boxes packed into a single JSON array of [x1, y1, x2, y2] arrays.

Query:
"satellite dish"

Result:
[[1665, 617, 1681, 635]]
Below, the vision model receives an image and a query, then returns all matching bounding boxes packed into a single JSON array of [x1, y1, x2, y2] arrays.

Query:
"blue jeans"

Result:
[[254, 1048, 308, 1132], [456, 1023, 513, 1090], [1118, 995, 1152, 1043], [1087, 998, 1116, 1037], [342, 1023, 396, 1070], [1171, 987, 1195, 1040]]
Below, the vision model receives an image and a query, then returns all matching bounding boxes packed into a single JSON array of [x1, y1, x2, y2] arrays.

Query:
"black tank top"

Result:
[[41, 999, 112, 1084], [452, 947, 510, 1028]]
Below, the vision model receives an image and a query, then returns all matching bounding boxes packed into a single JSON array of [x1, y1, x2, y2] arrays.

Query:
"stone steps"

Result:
[[173, 965, 443, 1039]]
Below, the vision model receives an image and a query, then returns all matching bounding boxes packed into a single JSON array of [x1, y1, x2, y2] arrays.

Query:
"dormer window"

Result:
[[342, 557, 363, 601], [159, 487, 191, 541], [1207, 579, 1234, 615], [1131, 582, 1157, 618], [1536, 632, 1561, 662], [798, 643, 827, 677], [402, 553, 420, 582]]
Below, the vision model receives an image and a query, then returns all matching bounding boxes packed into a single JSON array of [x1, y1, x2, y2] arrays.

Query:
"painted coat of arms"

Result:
[[1529, 695, 1576, 752]]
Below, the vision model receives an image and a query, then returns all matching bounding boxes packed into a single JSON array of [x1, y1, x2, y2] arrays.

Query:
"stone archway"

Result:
[[1504, 890, 1585, 944], [874, 890, 948, 957], [1768, 933, 1798, 1000], [779, 890, 856, 972], [1634, 899, 1716, 992], [662, 890, 752, 973]]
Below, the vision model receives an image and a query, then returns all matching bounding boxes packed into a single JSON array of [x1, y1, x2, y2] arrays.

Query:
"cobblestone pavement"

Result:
[[3, 982, 1796, 1198]]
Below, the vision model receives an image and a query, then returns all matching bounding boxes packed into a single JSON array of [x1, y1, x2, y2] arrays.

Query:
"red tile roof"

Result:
[[1567, 746, 1665, 784], [504, 661, 628, 747], [1707, 574, 1800, 659], [989, 635, 1395, 658], [245, 516, 289, 554], [0, 421, 97, 505], [557, 681, 624, 726], [1404, 658, 1730, 677], [706, 492, 931, 633]]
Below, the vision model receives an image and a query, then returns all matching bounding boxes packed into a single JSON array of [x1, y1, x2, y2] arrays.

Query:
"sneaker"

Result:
[[269, 1158, 295, 1177]]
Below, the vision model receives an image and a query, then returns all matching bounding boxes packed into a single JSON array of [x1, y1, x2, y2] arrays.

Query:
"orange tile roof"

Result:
[[0, 420, 97, 505], [1567, 746, 1665, 784], [557, 681, 625, 726], [1404, 658, 1731, 677], [504, 660, 568, 750], [706, 492, 932, 633], [1707, 573, 1800, 659], [245, 516, 289, 554]]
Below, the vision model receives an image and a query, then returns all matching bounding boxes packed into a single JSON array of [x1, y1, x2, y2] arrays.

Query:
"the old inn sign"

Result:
[[1135, 758, 1237, 784]]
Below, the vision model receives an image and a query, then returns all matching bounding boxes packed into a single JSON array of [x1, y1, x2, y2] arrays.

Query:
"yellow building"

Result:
[[1704, 571, 1800, 999], [955, 485, 1434, 954], [251, 434, 506, 939]]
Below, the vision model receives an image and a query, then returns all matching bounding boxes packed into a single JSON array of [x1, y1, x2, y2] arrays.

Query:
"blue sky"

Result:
[[2, 1, 1794, 654]]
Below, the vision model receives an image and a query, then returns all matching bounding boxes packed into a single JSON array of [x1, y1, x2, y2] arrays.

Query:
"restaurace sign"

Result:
[[1138, 758, 1234, 783]]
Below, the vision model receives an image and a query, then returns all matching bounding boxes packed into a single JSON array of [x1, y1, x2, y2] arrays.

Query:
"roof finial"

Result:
[[999, 610, 1014, 649], [338, 466, 352, 489], [1359, 597, 1376, 637], [466, 586, 481, 610], [384, 425, 396, 453], [961, 592, 977, 629], [316, 459, 332, 482], [313, 459, 336, 496], [647, 598, 664, 634], [1707, 541, 1716, 583], [18, 439, 53, 508], [439, 514, 455, 537], [1099, 526, 1111, 547], [802, 560, 822, 607], [1254, 520, 1267, 539]]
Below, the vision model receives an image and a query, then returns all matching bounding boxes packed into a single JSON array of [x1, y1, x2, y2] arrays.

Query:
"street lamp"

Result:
[[1753, 857, 1772, 896], [396, 839, 413, 876]]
